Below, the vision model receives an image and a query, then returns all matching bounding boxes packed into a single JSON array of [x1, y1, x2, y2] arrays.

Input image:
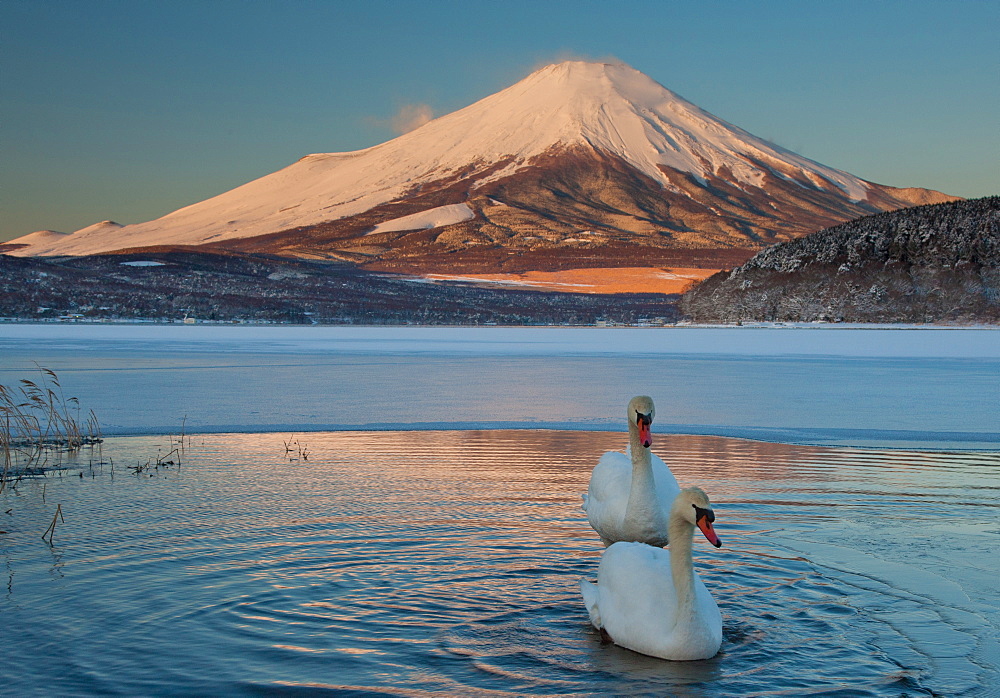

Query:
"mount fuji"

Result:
[[5, 61, 956, 282]]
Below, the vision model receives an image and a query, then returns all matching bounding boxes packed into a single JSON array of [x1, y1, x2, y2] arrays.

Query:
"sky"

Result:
[[2, 1, 998, 243]]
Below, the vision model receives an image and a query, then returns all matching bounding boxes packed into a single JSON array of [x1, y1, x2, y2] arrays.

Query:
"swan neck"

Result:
[[668, 514, 697, 614], [627, 424, 655, 503]]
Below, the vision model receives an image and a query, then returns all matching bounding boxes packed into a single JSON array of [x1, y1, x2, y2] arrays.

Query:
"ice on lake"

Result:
[[1, 323, 997, 449]]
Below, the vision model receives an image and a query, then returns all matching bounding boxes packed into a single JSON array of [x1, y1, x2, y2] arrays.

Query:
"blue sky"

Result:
[[2, 0, 998, 242]]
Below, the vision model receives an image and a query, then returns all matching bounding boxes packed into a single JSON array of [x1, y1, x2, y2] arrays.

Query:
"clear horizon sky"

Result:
[[2, 0, 998, 243]]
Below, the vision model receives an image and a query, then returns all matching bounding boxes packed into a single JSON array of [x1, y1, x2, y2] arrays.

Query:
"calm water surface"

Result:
[[2, 324, 998, 449], [2, 431, 998, 695]]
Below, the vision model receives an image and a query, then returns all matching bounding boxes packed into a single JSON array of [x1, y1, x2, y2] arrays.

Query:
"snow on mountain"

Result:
[[6, 230, 71, 247], [73, 220, 124, 236], [5, 221, 123, 254], [7, 61, 954, 259], [366, 203, 474, 235]]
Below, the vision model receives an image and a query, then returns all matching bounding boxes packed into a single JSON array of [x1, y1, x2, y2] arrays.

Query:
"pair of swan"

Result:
[[579, 396, 723, 661]]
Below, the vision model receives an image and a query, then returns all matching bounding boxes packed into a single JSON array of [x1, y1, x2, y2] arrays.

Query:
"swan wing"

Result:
[[584, 451, 632, 541], [651, 452, 681, 510], [579, 579, 602, 628], [587, 451, 631, 501], [593, 543, 679, 654]]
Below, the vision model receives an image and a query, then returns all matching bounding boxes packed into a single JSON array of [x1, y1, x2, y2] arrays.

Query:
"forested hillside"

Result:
[[681, 197, 999, 323]]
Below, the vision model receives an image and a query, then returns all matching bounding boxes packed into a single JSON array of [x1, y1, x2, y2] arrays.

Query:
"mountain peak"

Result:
[[404, 58, 869, 200], [8, 61, 956, 259], [521, 59, 638, 85]]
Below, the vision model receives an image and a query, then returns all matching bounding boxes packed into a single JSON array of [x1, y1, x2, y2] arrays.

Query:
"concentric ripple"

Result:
[[1, 431, 997, 696]]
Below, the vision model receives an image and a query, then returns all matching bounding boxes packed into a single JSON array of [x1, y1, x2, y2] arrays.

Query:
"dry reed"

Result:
[[1, 365, 104, 488]]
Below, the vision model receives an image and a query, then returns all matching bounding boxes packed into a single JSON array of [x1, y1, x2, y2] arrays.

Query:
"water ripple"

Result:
[[1, 431, 997, 696]]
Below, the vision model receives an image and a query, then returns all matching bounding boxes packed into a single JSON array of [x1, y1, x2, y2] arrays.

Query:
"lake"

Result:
[[1, 324, 998, 448], [1, 324, 998, 695]]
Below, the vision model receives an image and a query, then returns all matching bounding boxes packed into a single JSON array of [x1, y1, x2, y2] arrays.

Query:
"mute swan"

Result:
[[582, 395, 680, 546], [580, 487, 723, 661]]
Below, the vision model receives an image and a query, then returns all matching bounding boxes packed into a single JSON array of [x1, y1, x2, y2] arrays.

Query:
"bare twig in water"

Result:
[[282, 436, 309, 461], [41, 503, 64, 545], [157, 448, 180, 467]]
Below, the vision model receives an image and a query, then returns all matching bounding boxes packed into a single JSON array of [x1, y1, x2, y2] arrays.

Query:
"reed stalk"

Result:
[[1, 367, 104, 484], [41, 503, 64, 545]]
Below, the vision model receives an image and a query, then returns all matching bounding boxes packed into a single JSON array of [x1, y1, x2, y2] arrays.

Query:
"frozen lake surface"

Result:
[[1, 324, 998, 449], [1, 431, 997, 695]]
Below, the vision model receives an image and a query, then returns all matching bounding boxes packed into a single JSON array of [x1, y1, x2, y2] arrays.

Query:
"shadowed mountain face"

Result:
[[5, 61, 955, 280], [680, 196, 1000, 324]]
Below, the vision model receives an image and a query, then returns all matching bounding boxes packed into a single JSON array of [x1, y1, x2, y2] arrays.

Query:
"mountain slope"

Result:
[[680, 196, 1000, 323], [5, 61, 956, 270]]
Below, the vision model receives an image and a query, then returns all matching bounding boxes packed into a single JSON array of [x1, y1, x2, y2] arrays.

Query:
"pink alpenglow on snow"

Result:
[[365, 204, 475, 235], [6, 61, 954, 259]]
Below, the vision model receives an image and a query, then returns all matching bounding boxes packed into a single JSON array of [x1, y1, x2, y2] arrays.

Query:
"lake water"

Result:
[[1, 324, 998, 449], [2, 432, 998, 696], [1, 325, 999, 695]]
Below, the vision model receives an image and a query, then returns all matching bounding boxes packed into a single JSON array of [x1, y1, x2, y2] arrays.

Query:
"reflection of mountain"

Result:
[[660, 435, 827, 483], [6, 61, 954, 280], [682, 196, 1000, 323], [217, 430, 833, 495]]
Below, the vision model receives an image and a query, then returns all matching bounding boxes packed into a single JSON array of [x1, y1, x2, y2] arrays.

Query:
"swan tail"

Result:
[[581, 493, 589, 512], [579, 579, 602, 628]]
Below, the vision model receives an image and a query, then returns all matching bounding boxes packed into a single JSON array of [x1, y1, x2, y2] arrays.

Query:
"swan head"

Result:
[[627, 395, 655, 448], [675, 487, 722, 548]]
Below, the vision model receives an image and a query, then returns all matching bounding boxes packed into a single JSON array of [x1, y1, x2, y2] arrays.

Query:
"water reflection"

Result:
[[1, 431, 997, 696]]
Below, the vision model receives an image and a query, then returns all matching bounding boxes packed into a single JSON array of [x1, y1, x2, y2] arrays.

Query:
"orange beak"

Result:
[[637, 415, 652, 448], [697, 515, 722, 548]]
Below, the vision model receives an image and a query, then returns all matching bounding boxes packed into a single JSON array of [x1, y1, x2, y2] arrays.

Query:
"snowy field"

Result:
[[1, 323, 997, 449]]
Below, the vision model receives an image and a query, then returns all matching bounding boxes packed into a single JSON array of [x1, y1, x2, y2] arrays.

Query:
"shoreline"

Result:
[[3, 317, 999, 329]]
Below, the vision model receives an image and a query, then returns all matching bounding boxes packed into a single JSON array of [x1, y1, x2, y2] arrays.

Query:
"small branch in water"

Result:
[[157, 448, 180, 467], [41, 503, 64, 545], [129, 459, 152, 475]]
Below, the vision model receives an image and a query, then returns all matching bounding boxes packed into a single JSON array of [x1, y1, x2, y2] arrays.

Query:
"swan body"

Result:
[[580, 487, 723, 661], [583, 396, 680, 546]]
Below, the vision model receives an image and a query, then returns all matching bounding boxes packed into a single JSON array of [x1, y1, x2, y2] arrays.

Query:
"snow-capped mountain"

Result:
[[6, 61, 956, 271]]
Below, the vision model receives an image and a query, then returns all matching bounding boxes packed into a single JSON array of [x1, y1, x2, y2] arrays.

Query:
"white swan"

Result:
[[582, 395, 680, 546], [580, 487, 723, 661]]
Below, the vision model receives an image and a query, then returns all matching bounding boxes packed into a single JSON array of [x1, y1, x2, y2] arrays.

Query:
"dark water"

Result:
[[2, 431, 997, 695]]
